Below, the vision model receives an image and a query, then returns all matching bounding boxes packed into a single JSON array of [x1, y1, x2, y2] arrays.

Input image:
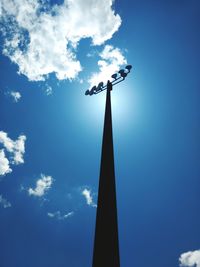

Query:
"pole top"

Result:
[[85, 64, 132, 96]]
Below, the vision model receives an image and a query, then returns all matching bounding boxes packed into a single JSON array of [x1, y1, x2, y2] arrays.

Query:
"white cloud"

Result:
[[47, 211, 74, 220], [10, 91, 21, 102], [179, 250, 200, 267], [0, 195, 12, 208], [88, 44, 127, 87], [0, 149, 12, 176], [82, 188, 97, 208], [0, 0, 121, 81], [0, 131, 26, 165], [28, 174, 53, 197]]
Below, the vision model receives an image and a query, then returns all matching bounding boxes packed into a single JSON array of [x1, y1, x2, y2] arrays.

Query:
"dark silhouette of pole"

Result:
[[85, 65, 132, 267], [92, 81, 120, 267]]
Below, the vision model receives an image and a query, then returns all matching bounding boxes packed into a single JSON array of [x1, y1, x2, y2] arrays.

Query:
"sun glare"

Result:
[[79, 80, 138, 136]]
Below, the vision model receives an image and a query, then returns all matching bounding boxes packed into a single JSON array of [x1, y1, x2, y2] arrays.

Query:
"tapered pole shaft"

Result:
[[92, 81, 120, 267]]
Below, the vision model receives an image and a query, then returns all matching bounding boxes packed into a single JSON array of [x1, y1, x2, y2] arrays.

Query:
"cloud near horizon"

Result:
[[0, 0, 122, 82]]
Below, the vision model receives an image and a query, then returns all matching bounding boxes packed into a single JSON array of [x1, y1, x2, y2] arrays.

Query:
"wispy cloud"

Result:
[[0, 195, 11, 208], [10, 91, 21, 102], [47, 211, 74, 220], [44, 85, 53, 96], [0, 0, 121, 81], [28, 174, 53, 197], [179, 249, 200, 267], [88, 44, 127, 87], [82, 188, 97, 208]]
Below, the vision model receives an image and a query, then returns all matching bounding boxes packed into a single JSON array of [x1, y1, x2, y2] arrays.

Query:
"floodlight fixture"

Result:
[[89, 86, 97, 96], [111, 73, 118, 80], [120, 72, 127, 78], [97, 82, 104, 91], [118, 69, 125, 75], [125, 65, 132, 71], [85, 64, 132, 96], [85, 89, 90, 96]]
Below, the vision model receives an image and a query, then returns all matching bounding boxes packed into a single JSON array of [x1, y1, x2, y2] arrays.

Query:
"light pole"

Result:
[[85, 65, 132, 267]]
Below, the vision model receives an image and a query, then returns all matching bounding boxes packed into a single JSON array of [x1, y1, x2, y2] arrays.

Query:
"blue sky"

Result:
[[0, 0, 200, 266]]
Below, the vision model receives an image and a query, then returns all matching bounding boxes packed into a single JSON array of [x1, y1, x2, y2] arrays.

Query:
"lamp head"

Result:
[[118, 69, 125, 75], [125, 65, 132, 71], [85, 89, 90, 95], [111, 73, 118, 80], [89, 86, 97, 95], [121, 72, 127, 78], [97, 82, 104, 90]]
